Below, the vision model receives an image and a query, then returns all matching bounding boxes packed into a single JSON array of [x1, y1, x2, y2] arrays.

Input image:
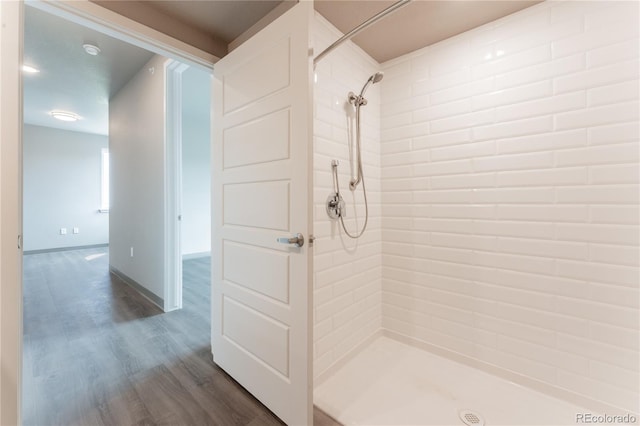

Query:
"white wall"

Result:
[[312, 13, 382, 381], [109, 55, 168, 301], [23, 125, 108, 251], [380, 1, 639, 413], [181, 66, 211, 257]]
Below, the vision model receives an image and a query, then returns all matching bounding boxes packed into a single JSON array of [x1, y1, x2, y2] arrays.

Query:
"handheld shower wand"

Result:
[[327, 72, 384, 239], [349, 72, 384, 191], [347, 72, 383, 190], [348, 72, 384, 107]]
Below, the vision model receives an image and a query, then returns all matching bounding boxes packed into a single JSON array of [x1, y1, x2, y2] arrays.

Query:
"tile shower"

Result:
[[312, 1, 639, 424]]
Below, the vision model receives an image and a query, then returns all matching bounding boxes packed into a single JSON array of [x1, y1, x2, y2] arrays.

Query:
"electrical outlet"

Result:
[[130, 247, 134, 257], [73, 227, 79, 234], [60, 228, 67, 235]]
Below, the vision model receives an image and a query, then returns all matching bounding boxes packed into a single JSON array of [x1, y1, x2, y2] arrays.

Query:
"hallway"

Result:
[[22, 248, 328, 425]]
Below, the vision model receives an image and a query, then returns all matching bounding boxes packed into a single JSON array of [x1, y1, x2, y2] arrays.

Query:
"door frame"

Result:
[[1, 2, 217, 423], [164, 60, 190, 312]]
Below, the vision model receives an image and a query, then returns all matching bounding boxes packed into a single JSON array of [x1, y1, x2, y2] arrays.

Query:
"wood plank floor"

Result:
[[23, 247, 341, 426]]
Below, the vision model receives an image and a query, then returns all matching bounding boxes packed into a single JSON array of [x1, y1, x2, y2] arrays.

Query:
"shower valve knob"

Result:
[[326, 193, 345, 219], [336, 198, 346, 217]]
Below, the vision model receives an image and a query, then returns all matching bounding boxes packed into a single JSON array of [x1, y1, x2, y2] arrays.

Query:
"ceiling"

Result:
[[23, 6, 154, 135], [94, 0, 541, 62], [145, 0, 283, 43], [23, 0, 541, 136], [315, 1, 542, 63]]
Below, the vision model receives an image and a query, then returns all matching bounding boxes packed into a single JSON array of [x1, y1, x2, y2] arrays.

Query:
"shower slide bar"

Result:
[[313, 0, 412, 66]]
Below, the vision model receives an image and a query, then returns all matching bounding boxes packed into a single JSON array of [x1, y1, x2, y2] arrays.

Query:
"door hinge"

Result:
[[18, 234, 22, 250]]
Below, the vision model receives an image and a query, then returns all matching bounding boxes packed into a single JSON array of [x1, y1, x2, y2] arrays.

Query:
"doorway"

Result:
[[1, 3, 312, 424], [165, 62, 212, 312], [20, 5, 229, 425]]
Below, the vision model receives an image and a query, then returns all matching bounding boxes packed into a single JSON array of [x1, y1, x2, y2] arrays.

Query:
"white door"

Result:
[[1, 1, 24, 424], [211, 2, 313, 425]]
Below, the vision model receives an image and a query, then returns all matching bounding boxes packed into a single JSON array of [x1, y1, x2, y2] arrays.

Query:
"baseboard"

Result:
[[24, 243, 108, 255], [109, 266, 164, 311], [182, 251, 211, 260], [383, 329, 635, 416], [314, 328, 383, 387]]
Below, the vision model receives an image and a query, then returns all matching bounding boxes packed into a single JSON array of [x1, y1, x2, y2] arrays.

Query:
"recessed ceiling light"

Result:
[[22, 65, 40, 73], [49, 110, 81, 122], [83, 43, 101, 56]]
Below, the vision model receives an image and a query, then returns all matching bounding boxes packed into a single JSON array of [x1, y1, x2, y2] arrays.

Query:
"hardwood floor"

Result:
[[23, 247, 341, 426]]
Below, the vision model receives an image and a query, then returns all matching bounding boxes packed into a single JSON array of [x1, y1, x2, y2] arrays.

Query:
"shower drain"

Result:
[[458, 409, 485, 426]]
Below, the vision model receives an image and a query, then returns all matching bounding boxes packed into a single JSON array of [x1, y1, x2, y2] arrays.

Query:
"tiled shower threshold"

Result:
[[314, 337, 599, 425]]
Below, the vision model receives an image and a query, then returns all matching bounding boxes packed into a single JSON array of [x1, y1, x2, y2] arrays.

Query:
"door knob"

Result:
[[276, 233, 304, 247]]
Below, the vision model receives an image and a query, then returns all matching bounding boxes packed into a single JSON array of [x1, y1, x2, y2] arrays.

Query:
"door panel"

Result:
[[223, 241, 290, 303], [222, 37, 291, 113], [223, 180, 290, 230], [211, 2, 313, 425], [222, 296, 290, 376], [223, 108, 291, 169]]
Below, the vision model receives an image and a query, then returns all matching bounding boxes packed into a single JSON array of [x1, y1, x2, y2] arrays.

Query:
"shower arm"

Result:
[[313, 0, 411, 66]]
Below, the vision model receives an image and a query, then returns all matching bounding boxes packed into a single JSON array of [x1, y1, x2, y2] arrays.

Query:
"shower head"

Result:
[[359, 71, 384, 98], [349, 71, 384, 107]]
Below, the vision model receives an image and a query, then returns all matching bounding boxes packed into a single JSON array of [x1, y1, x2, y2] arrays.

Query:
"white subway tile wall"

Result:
[[313, 14, 382, 380], [380, 1, 639, 412]]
